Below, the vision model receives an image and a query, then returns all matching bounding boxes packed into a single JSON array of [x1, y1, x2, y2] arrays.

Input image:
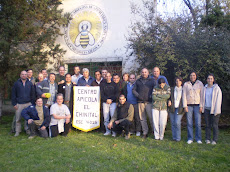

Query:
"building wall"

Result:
[[52, 0, 142, 73]]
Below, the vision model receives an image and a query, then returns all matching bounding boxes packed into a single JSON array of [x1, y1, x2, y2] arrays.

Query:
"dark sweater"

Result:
[[91, 78, 105, 86], [100, 81, 119, 103], [110, 102, 134, 123], [58, 82, 75, 114], [11, 79, 35, 106], [132, 76, 155, 103]]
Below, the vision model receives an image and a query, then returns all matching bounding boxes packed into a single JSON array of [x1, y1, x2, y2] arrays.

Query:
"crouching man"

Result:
[[49, 93, 71, 137], [21, 97, 51, 139], [107, 95, 134, 139]]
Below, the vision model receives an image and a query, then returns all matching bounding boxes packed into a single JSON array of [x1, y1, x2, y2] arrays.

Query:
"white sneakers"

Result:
[[187, 140, 203, 144], [211, 141, 217, 145], [104, 132, 111, 136], [187, 140, 193, 144], [205, 140, 211, 144], [136, 132, 141, 137], [112, 132, 116, 137], [14, 132, 19, 137], [206, 140, 217, 145]]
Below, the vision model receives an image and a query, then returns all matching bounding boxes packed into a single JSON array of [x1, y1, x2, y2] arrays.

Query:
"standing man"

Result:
[[49, 93, 71, 137], [37, 73, 58, 107], [58, 73, 74, 116], [107, 95, 134, 139], [101, 69, 108, 79], [123, 74, 141, 136], [55, 66, 66, 85], [21, 97, 51, 139], [113, 73, 126, 100], [11, 70, 35, 136], [91, 70, 104, 132], [35, 73, 44, 98], [41, 69, 48, 80], [91, 70, 103, 86], [132, 68, 155, 139], [100, 72, 119, 135], [77, 68, 94, 86], [71, 66, 82, 85], [26, 69, 35, 85], [151, 67, 169, 86]]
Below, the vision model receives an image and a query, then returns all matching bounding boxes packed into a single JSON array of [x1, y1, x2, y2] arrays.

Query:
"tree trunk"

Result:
[[183, 0, 198, 29], [206, 0, 211, 16]]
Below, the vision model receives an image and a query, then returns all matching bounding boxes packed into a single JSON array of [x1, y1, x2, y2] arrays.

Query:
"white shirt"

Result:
[[174, 86, 182, 108], [50, 103, 70, 126], [71, 74, 83, 84]]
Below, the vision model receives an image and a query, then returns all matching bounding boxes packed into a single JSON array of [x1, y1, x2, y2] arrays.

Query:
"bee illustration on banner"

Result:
[[75, 21, 95, 49]]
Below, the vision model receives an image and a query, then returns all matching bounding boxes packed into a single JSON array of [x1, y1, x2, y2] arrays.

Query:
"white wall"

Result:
[[54, 0, 142, 73]]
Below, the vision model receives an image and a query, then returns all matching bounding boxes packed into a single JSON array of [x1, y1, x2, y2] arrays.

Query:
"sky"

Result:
[[157, 0, 190, 17]]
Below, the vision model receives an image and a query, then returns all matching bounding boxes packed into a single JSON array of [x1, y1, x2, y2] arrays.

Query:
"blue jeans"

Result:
[[103, 102, 117, 133], [186, 105, 202, 141], [170, 108, 183, 141]]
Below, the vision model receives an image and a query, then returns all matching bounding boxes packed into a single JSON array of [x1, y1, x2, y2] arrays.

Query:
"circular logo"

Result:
[[64, 5, 108, 55]]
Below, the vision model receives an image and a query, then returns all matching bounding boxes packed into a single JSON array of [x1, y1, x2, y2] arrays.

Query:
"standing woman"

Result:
[[200, 74, 222, 145], [152, 78, 171, 140], [183, 72, 204, 144], [168, 77, 184, 141]]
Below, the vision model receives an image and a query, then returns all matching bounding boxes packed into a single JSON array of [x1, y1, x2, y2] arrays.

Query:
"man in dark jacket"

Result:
[[91, 70, 105, 132], [21, 97, 50, 139], [132, 68, 155, 138], [58, 73, 75, 117], [91, 70, 104, 86], [112, 73, 126, 102], [100, 72, 119, 135], [107, 94, 134, 139], [55, 66, 66, 85], [11, 70, 36, 136]]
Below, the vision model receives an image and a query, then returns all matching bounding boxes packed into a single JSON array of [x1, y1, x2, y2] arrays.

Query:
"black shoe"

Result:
[[142, 134, 148, 139]]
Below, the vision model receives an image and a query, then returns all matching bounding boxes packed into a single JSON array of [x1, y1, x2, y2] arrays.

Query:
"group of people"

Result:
[[11, 66, 222, 144]]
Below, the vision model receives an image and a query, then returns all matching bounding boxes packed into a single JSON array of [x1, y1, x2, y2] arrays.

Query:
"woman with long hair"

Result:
[[168, 77, 184, 141], [200, 74, 222, 145]]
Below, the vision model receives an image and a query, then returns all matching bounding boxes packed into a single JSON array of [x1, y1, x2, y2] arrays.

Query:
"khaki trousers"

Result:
[[138, 103, 153, 135], [14, 102, 31, 133]]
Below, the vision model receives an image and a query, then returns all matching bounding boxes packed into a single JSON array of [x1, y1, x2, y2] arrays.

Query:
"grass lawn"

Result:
[[0, 115, 230, 172]]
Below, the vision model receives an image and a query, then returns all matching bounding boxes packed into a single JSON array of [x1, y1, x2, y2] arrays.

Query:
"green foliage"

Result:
[[201, 4, 230, 30], [127, 1, 230, 91], [0, 0, 70, 97]]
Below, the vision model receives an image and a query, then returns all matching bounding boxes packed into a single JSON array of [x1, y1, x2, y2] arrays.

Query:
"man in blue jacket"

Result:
[[21, 97, 51, 139], [123, 74, 141, 136], [11, 70, 35, 136], [151, 67, 169, 86], [77, 68, 94, 86]]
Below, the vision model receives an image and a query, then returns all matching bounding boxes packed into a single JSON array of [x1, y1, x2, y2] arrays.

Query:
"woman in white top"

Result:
[[200, 74, 222, 145], [168, 77, 184, 141]]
